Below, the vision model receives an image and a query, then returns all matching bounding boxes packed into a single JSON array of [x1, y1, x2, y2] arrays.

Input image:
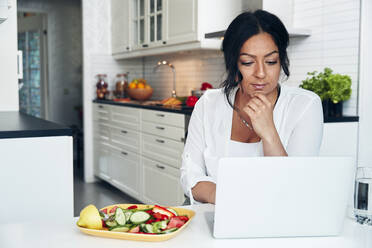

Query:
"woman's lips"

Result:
[[251, 84, 267, 90]]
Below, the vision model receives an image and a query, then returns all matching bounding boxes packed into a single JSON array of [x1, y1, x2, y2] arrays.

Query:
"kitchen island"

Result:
[[0, 112, 73, 223], [0, 204, 370, 248]]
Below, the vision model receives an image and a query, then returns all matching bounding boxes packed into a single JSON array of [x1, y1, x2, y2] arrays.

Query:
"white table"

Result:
[[0, 204, 371, 248]]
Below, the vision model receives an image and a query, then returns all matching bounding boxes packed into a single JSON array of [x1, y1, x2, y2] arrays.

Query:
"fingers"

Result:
[[253, 93, 272, 108]]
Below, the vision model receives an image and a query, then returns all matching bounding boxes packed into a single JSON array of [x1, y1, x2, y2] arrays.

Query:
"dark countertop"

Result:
[[94, 99, 194, 115], [0, 112, 72, 139], [94, 99, 359, 123]]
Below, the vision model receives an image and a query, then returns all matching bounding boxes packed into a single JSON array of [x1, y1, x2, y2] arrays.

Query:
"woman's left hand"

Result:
[[242, 93, 276, 141]]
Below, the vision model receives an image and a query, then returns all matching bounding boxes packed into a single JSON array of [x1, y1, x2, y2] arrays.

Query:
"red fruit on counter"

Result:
[[200, 82, 213, 90], [186, 96, 199, 107]]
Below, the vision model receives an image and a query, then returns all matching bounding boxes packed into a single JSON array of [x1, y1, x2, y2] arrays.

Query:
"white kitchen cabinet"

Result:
[[142, 157, 184, 205], [166, 0, 197, 45], [111, 0, 131, 53], [110, 146, 141, 199], [92, 102, 187, 205]]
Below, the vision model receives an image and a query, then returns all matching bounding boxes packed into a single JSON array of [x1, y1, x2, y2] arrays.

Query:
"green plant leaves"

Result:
[[299, 67, 352, 103]]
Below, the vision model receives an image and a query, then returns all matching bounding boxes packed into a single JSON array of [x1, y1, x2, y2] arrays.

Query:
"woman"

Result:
[[180, 10, 323, 205]]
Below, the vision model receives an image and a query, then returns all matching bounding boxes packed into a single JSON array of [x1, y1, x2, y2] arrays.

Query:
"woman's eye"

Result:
[[241, 62, 254, 66], [266, 61, 278, 65]]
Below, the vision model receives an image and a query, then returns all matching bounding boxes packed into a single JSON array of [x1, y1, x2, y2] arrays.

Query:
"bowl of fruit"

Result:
[[127, 78, 153, 101]]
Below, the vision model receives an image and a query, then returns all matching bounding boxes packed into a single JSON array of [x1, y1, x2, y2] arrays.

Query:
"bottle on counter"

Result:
[[114, 73, 129, 99], [96, 74, 109, 100]]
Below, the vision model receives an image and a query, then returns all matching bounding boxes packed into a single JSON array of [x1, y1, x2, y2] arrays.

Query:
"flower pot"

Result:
[[322, 99, 343, 117]]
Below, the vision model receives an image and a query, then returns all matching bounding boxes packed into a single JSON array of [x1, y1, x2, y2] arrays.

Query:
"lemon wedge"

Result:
[[77, 204, 102, 229]]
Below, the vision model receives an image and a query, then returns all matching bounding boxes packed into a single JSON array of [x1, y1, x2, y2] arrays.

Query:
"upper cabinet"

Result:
[[111, 0, 310, 59]]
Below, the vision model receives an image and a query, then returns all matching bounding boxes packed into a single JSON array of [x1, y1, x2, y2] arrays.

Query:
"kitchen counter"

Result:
[[93, 99, 193, 115], [93, 100, 358, 123], [0, 111, 72, 139], [1, 204, 371, 248]]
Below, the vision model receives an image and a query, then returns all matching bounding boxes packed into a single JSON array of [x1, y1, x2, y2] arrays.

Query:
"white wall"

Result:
[[82, 0, 142, 182], [0, 0, 19, 111], [18, 0, 83, 127], [358, 0, 372, 167]]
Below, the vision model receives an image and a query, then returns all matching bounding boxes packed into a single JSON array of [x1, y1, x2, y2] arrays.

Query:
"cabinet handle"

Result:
[[156, 126, 165, 130], [99, 118, 107, 122], [98, 105, 104, 109], [156, 139, 165, 143], [126, 46, 130, 50], [162, 41, 167, 45], [121, 130, 128, 134], [156, 164, 165, 170], [142, 44, 148, 48], [156, 114, 165, 117], [121, 151, 128, 156]]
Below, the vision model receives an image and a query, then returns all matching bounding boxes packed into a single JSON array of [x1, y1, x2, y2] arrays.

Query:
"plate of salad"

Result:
[[77, 204, 195, 242]]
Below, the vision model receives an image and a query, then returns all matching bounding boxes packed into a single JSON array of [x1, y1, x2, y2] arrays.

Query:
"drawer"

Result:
[[141, 109, 185, 128], [142, 133, 184, 169], [110, 126, 140, 153], [142, 157, 184, 206], [110, 105, 140, 131], [93, 123, 110, 144], [93, 104, 110, 124], [141, 121, 185, 142]]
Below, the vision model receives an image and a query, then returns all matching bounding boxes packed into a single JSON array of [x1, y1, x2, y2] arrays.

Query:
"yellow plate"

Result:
[[77, 204, 195, 242]]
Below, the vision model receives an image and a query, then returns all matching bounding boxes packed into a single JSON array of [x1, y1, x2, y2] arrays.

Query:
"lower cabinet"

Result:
[[142, 157, 185, 206], [93, 103, 188, 206], [110, 147, 141, 200]]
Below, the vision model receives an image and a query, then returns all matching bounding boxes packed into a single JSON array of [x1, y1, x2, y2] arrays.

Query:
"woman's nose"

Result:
[[254, 62, 266, 79]]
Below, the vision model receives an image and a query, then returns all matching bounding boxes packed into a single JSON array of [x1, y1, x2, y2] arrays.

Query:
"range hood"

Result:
[[204, 0, 311, 39]]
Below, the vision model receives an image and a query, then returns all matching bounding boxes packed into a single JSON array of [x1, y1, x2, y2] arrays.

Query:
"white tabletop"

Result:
[[0, 204, 371, 248]]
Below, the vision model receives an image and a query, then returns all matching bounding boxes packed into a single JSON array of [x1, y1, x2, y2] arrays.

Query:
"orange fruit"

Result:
[[129, 82, 137, 89], [137, 82, 145, 89], [145, 84, 152, 89]]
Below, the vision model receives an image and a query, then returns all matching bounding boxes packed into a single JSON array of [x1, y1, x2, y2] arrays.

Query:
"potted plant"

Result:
[[299, 68, 352, 117]]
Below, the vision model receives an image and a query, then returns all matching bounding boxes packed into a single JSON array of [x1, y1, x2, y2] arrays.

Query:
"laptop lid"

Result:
[[213, 157, 355, 238]]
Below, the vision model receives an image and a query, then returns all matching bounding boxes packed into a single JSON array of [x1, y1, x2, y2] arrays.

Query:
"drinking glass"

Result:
[[354, 167, 372, 225]]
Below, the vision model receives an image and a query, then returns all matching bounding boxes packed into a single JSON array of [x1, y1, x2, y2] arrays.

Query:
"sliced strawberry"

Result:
[[127, 205, 137, 210], [109, 206, 118, 214], [101, 219, 107, 227], [177, 216, 189, 222], [101, 208, 108, 214], [166, 216, 185, 229], [152, 212, 169, 220]]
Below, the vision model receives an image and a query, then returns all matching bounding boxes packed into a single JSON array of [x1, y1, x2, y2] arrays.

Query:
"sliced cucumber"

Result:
[[115, 208, 126, 226], [105, 220, 117, 227], [124, 210, 133, 223], [144, 224, 154, 233], [152, 220, 168, 233], [160, 227, 178, 234], [167, 208, 178, 216], [110, 226, 130, 232], [130, 211, 151, 224]]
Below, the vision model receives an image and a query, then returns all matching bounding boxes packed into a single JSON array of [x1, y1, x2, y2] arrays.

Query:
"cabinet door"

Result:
[[95, 143, 111, 182], [110, 147, 141, 199], [111, 0, 131, 54], [148, 0, 166, 47], [166, 0, 197, 45], [142, 157, 184, 205]]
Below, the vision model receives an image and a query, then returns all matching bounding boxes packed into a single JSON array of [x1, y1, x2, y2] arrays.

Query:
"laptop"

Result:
[[213, 157, 355, 238]]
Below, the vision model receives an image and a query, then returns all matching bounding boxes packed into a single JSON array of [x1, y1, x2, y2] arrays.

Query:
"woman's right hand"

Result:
[[191, 181, 216, 204]]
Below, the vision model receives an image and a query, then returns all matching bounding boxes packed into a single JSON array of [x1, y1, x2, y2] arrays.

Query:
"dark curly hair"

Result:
[[221, 10, 290, 108]]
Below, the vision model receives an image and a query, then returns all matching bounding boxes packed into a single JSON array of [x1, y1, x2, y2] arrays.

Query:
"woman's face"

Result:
[[237, 32, 281, 98]]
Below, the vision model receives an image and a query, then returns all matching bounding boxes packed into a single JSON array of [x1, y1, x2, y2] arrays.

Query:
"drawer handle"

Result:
[[156, 126, 165, 130], [99, 118, 107, 122], [98, 105, 104, 109], [156, 114, 165, 117], [156, 164, 165, 170], [121, 151, 128, 156], [156, 139, 165, 143], [121, 130, 128, 134]]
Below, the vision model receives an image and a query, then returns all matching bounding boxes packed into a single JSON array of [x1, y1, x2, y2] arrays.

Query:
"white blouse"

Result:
[[180, 85, 324, 204]]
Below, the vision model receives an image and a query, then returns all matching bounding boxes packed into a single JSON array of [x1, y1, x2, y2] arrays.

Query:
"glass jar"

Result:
[[96, 74, 108, 99], [114, 73, 129, 98]]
